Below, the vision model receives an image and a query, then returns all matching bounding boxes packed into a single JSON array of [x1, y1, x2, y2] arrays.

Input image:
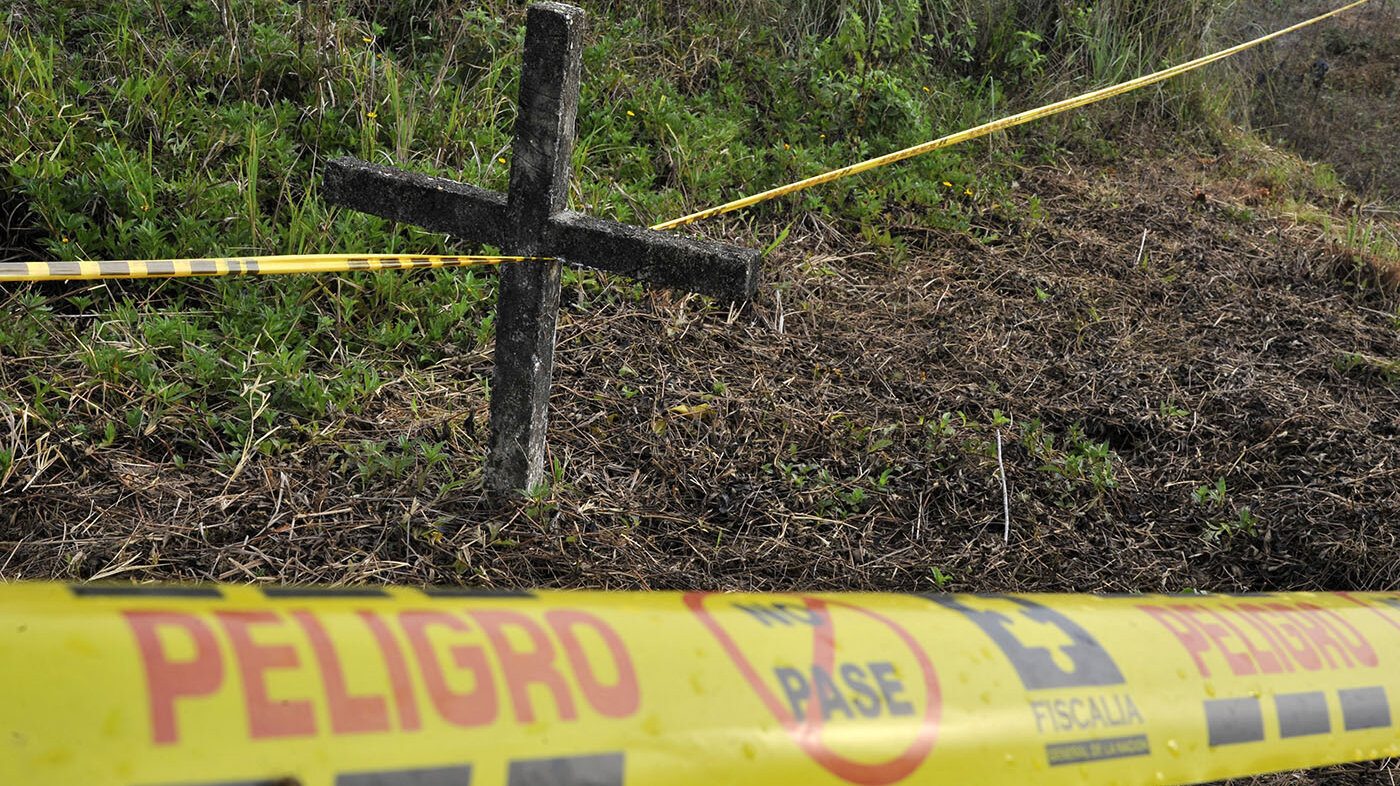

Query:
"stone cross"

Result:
[[323, 2, 759, 498]]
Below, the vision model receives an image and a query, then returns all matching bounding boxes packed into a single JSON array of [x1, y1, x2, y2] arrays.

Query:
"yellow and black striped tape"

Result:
[[0, 254, 542, 283]]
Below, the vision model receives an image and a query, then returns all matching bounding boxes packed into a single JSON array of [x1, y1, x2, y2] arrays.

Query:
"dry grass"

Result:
[[5, 133, 1397, 593]]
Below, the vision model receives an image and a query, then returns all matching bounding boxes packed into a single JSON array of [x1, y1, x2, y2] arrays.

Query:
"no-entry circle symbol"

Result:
[[685, 593, 941, 785]]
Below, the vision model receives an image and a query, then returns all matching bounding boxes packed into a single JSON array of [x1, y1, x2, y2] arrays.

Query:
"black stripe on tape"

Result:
[[70, 585, 223, 599], [420, 587, 537, 598], [1094, 592, 1277, 599], [1339, 686, 1391, 731], [147, 259, 176, 275], [261, 587, 391, 599], [507, 753, 623, 786], [49, 261, 83, 277], [336, 765, 471, 785], [1277, 691, 1330, 738], [1204, 697, 1265, 746]]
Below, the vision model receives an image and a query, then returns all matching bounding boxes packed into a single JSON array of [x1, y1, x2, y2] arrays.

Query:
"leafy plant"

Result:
[[1204, 506, 1259, 543], [1192, 477, 1260, 543], [1192, 477, 1228, 508], [1159, 400, 1190, 418]]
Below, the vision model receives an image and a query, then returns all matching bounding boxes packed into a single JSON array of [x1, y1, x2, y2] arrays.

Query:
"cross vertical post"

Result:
[[487, 2, 584, 497], [321, 3, 761, 503]]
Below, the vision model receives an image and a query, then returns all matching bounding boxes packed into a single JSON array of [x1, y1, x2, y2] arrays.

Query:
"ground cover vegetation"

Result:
[[2, 1, 1400, 782], [1248, 0, 1400, 200]]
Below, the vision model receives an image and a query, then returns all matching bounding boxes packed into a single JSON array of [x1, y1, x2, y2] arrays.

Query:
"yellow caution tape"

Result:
[[4, 583, 1400, 785], [653, 0, 1375, 230], [0, 254, 541, 282]]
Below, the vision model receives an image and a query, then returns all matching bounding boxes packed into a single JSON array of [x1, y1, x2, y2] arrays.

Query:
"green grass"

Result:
[[0, 0, 1243, 487]]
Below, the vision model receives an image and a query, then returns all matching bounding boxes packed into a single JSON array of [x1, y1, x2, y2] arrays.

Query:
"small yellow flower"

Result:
[[362, 37, 372, 43], [942, 181, 952, 187], [922, 86, 931, 92], [61, 237, 69, 243], [783, 143, 790, 150], [141, 204, 149, 211], [626, 110, 635, 116], [964, 189, 973, 196], [820, 134, 826, 139], [367, 111, 377, 118], [498, 157, 506, 164]]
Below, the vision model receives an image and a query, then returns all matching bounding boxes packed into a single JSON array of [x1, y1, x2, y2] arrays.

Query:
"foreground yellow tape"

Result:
[[4, 583, 1400, 785], [653, 0, 1374, 230], [0, 254, 540, 282]]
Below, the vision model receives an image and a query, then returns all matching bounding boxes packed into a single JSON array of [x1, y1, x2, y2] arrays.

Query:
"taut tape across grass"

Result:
[[0, 254, 537, 282], [653, 0, 1376, 230], [3, 583, 1399, 785]]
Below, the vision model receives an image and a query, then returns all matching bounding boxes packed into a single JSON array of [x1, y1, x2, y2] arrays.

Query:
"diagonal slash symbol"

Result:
[[684, 593, 940, 785]]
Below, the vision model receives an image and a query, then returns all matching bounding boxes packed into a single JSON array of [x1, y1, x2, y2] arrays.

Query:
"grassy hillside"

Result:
[[1247, 0, 1400, 199], [0, 0, 1239, 503], [3, 3, 1400, 782]]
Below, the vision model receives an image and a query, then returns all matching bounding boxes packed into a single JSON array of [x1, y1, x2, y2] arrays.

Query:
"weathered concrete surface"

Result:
[[505, 2, 583, 242], [549, 211, 759, 300], [485, 2, 584, 498], [324, 159, 758, 301], [323, 158, 508, 248]]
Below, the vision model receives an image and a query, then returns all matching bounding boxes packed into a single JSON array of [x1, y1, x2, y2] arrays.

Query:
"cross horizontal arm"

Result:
[[323, 157, 760, 301], [546, 211, 758, 300], [324, 158, 509, 248]]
